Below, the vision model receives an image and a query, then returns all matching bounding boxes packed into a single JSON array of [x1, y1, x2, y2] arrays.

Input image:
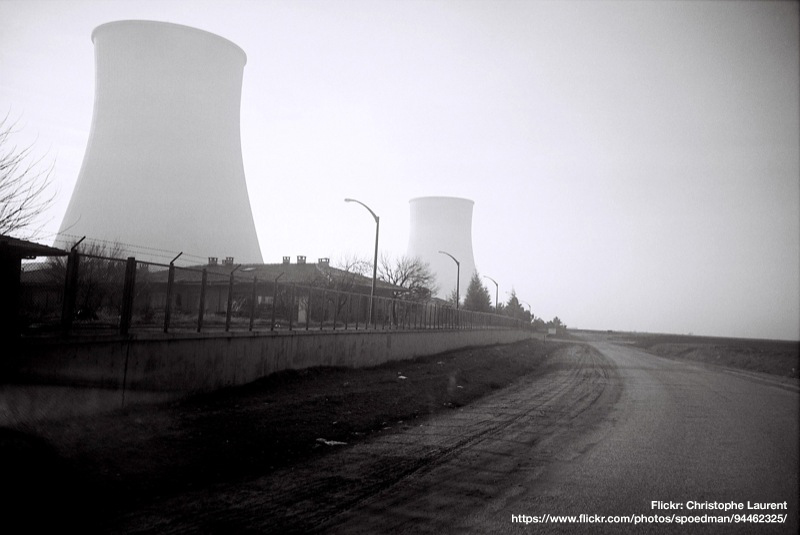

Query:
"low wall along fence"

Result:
[[19, 252, 527, 337], [16, 252, 536, 396]]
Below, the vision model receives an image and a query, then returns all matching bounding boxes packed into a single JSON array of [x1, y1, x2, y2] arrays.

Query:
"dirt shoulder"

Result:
[[3, 338, 567, 532]]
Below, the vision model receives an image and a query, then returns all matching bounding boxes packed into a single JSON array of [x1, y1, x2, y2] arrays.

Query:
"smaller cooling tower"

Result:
[[57, 20, 262, 263], [406, 197, 477, 302]]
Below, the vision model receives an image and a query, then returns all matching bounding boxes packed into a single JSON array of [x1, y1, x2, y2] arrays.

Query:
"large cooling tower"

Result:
[[407, 197, 477, 302], [57, 20, 262, 263]]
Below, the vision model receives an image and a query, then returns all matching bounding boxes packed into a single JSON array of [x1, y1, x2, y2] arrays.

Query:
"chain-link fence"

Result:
[[18, 252, 526, 337], [18, 260, 65, 333]]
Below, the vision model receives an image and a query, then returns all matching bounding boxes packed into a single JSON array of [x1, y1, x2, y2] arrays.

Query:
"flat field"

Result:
[[580, 330, 799, 378]]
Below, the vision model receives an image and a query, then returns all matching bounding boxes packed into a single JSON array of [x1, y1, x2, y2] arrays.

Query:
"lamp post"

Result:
[[484, 275, 498, 312], [438, 250, 460, 310], [345, 198, 379, 327]]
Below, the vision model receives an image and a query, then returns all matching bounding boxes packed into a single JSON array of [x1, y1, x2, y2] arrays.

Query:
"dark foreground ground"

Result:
[[3, 338, 565, 532], [3, 333, 796, 532]]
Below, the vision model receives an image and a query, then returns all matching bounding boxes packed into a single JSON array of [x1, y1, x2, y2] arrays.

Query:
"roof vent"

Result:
[[222, 256, 234, 266], [318, 257, 330, 265], [208, 257, 218, 266], [297, 255, 306, 264], [282, 256, 291, 264]]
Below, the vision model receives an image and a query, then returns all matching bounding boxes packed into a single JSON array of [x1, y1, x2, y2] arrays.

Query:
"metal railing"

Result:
[[18, 252, 527, 337]]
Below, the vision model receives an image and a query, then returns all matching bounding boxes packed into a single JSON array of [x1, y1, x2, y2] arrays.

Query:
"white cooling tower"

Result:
[[57, 20, 262, 263], [407, 196, 477, 302]]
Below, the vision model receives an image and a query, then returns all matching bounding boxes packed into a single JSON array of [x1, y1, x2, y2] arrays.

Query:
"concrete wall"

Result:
[[13, 329, 536, 394]]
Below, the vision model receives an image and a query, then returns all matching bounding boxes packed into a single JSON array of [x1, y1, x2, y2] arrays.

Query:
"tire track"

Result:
[[113, 343, 620, 534]]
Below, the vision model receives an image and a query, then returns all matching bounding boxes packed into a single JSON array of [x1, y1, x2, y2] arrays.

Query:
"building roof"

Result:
[[150, 259, 405, 293], [0, 234, 68, 258]]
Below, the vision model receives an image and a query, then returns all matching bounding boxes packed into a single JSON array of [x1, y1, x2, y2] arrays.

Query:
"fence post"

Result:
[[355, 294, 360, 330], [60, 249, 80, 334], [225, 265, 242, 332], [320, 289, 325, 331], [249, 276, 257, 331], [271, 273, 284, 331], [344, 292, 350, 330], [120, 257, 137, 336], [288, 284, 294, 331], [163, 263, 175, 333], [332, 290, 339, 330], [271, 280, 279, 331], [305, 289, 311, 331], [225, 276, 233, 331], [225, 274, 233, 331], [197, 268, 207, 332]]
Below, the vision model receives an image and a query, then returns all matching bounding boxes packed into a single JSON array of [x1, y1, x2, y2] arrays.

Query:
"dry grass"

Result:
[[604, 331, 799, 378]]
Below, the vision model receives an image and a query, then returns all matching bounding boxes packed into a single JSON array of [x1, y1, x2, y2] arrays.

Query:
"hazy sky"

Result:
[[2, 0, 798, 340]]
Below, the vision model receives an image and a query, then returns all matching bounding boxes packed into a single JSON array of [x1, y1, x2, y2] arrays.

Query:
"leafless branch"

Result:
[[0, 112, 56, 237]]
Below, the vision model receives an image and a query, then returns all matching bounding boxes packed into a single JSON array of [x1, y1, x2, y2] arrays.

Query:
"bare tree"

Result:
[[47, 240, 127, 322], [331, 253, 372, 288], [377, 253, 438, 301], [375, 253, 437, 326], [305, 254, 373, 323], [0, 113, 55, 237]]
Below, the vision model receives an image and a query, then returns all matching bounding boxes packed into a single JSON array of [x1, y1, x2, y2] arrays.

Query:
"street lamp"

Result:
[[345, 198, 379, 327], [438, 250, 460, 310], [484, 275, 498, 312]]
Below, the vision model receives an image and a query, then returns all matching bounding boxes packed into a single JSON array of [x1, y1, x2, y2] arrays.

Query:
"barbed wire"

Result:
[[47, 231, 212, 265]]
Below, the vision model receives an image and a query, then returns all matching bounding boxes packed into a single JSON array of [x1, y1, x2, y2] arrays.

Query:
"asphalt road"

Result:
[[115, 338, 798, 534], [522, 339, 799, 534]]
